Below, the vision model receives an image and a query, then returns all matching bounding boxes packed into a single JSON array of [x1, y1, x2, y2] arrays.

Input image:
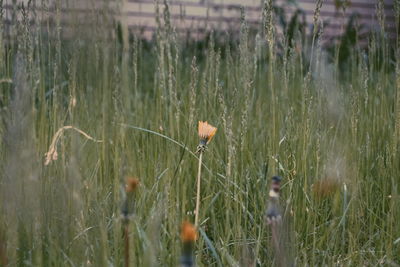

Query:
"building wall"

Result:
[[2, 0, 397, 40], [123, 0, 396, 40]]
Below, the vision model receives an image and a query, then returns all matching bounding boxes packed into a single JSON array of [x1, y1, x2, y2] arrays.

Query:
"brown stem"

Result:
[[0, 239, 7, 266], [124, 223, 130, 267], [271, 222, 285, 267], [194, 152, 203, 228]]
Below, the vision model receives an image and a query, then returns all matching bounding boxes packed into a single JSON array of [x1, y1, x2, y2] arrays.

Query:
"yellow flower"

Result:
[[198, 121, 217, 145], [181, 221, 197, 243]]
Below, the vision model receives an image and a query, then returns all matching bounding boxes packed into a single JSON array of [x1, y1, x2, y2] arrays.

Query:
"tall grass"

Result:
[[0, 0, 399, 266]]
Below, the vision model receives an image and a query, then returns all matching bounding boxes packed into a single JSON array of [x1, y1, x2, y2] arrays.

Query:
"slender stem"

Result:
[[0, 229, 7, 267], [124, 223, 130, 267], [194, 152, 203, 228], [271, 223, 285, 267]]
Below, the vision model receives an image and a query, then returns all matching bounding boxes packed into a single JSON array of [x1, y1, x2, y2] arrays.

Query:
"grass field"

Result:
[[0, 1, 400, 266]]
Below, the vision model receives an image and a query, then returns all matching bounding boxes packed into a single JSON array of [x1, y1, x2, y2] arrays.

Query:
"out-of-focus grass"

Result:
[[0, 1, 399, 266]]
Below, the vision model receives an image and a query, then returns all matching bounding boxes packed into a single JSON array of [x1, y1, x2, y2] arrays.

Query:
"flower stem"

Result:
[[271, 222, 285, 267], [124, 222, 130, 267], [194, 152, 203, 228]]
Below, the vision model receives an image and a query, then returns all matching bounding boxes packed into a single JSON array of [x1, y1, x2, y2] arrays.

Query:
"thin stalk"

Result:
[[0, 229, 6, 266], [194, 152, 203, 228], [124, 223, 130, 267], [271, 223, 285, 267]]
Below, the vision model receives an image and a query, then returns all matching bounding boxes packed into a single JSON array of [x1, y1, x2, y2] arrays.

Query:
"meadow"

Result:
[[0, 0, 399, 266]]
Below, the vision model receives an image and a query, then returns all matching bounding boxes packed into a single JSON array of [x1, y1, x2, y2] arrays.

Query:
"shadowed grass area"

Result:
[[0, 1, 399, 266]]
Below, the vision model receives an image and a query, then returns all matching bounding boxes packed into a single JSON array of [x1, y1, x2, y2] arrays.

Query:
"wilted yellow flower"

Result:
[[198, 121, 217, 145], [195, 121, 217, 226], [125, 177, 140, 193], [181, 221, 197, 243]]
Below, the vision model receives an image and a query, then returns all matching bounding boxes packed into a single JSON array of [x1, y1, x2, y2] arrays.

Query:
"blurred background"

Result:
[[2, 0, 397, 41]]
